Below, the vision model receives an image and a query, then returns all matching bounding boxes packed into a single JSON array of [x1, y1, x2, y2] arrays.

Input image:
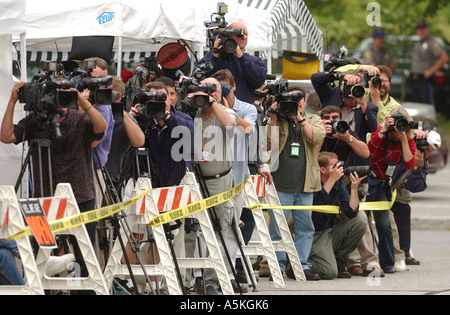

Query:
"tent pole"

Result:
[[117, 36, 123, 78], [20, 33, 27, 81]]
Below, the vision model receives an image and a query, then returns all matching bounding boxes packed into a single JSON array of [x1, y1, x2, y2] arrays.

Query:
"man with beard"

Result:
[[369, 65, 402, 124]]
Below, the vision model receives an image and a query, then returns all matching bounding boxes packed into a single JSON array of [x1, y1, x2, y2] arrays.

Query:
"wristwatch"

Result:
[[347, 135, 354, 143]]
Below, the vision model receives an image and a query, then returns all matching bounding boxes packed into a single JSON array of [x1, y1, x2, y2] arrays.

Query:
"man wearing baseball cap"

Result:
[[410, 18, 449, 105], [363, 27, 396, 72]]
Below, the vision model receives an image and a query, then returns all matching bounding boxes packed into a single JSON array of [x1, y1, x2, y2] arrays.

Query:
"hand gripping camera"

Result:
[[265, 79, 303, 118]]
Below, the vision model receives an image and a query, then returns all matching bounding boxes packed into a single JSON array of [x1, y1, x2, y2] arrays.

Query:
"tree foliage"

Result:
[[305, 0, 450, 52]]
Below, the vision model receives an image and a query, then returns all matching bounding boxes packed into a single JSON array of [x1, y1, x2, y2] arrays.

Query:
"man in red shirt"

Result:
[[367, 108, 416, 274]]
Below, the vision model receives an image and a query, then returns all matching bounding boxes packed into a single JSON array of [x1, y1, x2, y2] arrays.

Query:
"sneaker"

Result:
[[394, 260, 407, 272], [45, 254, 75, 277]]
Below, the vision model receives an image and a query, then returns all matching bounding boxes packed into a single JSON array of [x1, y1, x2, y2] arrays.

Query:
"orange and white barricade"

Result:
[[243, 175, 305, 282], [103, 174, 233, 295], [261, 177, 305, 281], [0, 186, 44, 295], [240, 175, 285, 288], [0, 184, 109, 295]]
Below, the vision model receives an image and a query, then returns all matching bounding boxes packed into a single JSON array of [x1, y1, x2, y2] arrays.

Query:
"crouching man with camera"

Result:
[[308, 152, 367, 280], [367, 107, 416, 274]]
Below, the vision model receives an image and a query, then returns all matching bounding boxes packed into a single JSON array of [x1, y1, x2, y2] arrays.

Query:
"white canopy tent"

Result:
[[0, 0, 27, 195], [1, 0, 322, 192], [17, 0, 322, 69]]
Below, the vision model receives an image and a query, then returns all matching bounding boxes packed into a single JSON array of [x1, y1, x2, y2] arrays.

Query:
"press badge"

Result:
[[385, 164, 396, 177], [290, 142, 301, 157], [201, 149, 210, 162]]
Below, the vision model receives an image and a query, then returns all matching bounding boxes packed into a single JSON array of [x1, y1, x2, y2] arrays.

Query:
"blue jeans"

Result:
[[367, 178, 395, 270], [0, 241, 25, 285], [268, 191, 315, 272]]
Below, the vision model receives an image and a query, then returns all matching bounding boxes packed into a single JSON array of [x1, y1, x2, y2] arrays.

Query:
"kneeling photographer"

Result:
[[308, 152, 367, 280], [318, 106, 383, 276], [266, 84, 325, 280], [367, 107, 417, 274]]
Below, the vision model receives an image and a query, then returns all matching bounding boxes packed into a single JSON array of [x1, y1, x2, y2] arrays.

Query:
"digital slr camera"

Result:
[[327, 119, 350, 136], [343, 81, 366, 99], [389, 114, 420, 133], [205, 2, 245, 56], [334, 160, 373, 178]]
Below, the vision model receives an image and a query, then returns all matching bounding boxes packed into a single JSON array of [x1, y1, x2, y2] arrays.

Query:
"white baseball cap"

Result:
[[427, 130, 441, 150]]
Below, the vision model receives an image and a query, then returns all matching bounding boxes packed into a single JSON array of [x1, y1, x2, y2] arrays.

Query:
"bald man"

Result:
[[198, 22, 267, 104]]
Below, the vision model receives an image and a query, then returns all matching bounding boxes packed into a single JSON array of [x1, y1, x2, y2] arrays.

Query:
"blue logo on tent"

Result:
[[97, 11, 115, 25]]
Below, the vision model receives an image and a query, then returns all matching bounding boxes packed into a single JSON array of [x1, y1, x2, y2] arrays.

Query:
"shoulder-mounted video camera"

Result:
[[205, 2, 245, 57], [18, 62, 78, 139], [175, 63, 217, 119], [324, 45, 357, 72], [265, 79, 302, 118], [133, 92, 167, 119], [69, 59, 115, 105]]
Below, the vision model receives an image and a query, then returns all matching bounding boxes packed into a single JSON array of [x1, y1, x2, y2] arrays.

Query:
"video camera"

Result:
[[334, 160, 373, 178], [133, 92, 168, 119], [324, 45, 357, 72], [205, 2, 245, 56], [176, 62, 217, 118], [265, 79, 302, 118], [18, 62, 78, 139], [70, 59, 114, 105], [389, 114, 420, 133]]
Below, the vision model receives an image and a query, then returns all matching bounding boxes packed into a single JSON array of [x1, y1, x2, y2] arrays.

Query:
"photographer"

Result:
[[367, 107, 416, 273], [311, 64, 379, 142], [199, 22, 267, 104], [1, 81, 107, 243], [266, 86, 325, 281], [80, 57, 115, 210], [318, 106, 382, 276], [212, 69, 257, 292], [391, 130, 441, 267], [130, 81, 195, 187], [105, 77, 145, 190], [308, 152, 367, 280], [191, 77, 238, 294]]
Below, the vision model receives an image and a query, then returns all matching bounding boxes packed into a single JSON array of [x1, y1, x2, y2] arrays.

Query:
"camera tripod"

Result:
[[194, 163, 258, 294], [97, 147, 186, 295]]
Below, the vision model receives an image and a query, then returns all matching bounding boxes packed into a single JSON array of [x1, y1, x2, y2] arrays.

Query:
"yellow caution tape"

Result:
[[148, 176, 250, 227], [1, 178, 397, 241], [248, 189, 397, 214], [1, 187, 153, 242]]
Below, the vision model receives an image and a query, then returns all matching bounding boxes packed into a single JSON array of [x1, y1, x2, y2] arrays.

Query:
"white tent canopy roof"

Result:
[[10, 0, 322, 63]]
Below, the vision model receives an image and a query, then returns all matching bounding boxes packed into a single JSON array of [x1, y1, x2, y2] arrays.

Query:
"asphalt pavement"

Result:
[[245, 162, 450, 296]]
